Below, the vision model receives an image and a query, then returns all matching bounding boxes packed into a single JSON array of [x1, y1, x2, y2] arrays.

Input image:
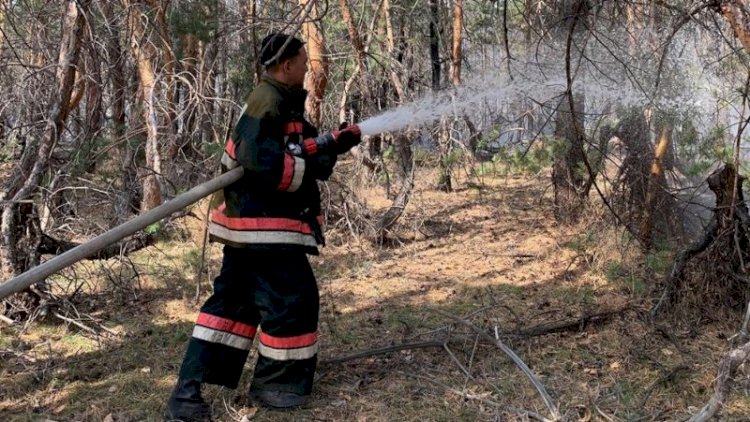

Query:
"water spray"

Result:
[[0, 52, 739, 301]]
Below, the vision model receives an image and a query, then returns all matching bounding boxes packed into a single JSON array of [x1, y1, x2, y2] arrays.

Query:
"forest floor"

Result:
[[1, 168, 749, 421]]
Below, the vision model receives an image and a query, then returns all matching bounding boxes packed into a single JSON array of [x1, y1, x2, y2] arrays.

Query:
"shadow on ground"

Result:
[[2, 175, 748, 421]]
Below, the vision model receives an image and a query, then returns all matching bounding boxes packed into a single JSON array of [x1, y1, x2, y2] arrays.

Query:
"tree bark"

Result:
[[82, 40, 104, 172], [376, 134, 414, 240], [242, 0, 262, 83], [126, 0, 162, 211], [338, 0, 374, 121], [102, 2, 139, 218], [720, 1, 750, 55], [339, 0, 368, 76], [381, 0, 406, 100], [553, 0, 590, 224], [0, 0, 90, 279], [0, 3, 5, 53], [145, 0, 177, 159], [436, 117, 453, 192], [339, 0, 382, 168], [450, 0, 463, 86], [552, 93, 587, 223], [709, 164, 748, 230], [429, 0, 441, 92], [639, 125, 672, 250], [67, 57, 85, 112], [300, 0, 328, 127]]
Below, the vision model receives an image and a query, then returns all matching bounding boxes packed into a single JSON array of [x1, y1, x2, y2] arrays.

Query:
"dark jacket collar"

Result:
[[262, 75, 307, 113]]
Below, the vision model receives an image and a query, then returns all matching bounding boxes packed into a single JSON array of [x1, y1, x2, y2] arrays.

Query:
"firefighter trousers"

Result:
[[177, 246, 319, 396]]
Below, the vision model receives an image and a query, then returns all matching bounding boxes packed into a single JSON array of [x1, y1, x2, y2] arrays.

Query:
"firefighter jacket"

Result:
[[208, 76, 335, 255]]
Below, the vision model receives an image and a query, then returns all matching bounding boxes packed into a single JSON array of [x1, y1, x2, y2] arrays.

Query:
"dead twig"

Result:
[[503, 306, 631, 338], [443, 342, 473, 379], [52, 311, 98, 335], [462, 334, 480, 391], [594, 404, 618, 422], [434, 309, 561, 421], [687, 340, 750, 422], [402, 371, 554, 422]]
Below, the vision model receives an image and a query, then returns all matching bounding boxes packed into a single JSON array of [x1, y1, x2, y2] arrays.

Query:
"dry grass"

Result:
[[2, 168, 750, 421]]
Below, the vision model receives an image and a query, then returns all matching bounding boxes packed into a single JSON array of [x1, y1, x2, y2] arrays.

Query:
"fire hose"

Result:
[[0, 167, 244, 301]]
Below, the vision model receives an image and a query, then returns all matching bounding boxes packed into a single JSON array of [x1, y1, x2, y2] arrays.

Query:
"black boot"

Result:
[[165, 379, 212, 422], [249, 388, 307, 410]]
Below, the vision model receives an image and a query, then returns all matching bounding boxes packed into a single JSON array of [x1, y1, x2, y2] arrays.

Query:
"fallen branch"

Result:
[[434, 309, 562, 421], [502, 306, 631, 338], [52, 311, 98, 335], [688, 340, 750, 422]]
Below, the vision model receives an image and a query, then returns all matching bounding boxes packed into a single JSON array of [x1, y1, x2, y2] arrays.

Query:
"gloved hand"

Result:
[[332, 123, 362, 154], [301, 123, 362, 156]]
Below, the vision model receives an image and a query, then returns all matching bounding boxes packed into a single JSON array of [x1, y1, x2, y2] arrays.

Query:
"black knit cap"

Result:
[[260, 33, 304, 67]]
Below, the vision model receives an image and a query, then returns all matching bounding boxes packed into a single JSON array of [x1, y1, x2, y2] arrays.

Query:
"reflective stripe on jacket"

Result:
[[208, 76, 328, 254]]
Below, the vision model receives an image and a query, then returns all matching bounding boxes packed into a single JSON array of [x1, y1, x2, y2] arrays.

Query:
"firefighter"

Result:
[[165, 33, 362, 421]]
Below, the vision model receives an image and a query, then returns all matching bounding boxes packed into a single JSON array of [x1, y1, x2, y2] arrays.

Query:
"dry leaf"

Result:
[[103, 413, 115, 422], [661, 348, 674, 356], [52, 404, 66, 414], [609, 361, 621, 370]]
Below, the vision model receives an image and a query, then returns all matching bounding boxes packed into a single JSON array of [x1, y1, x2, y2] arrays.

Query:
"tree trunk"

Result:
[[429, 0, 452, 191], [83, 41, 104, 172], [339, 0, 381, 167], [146, 0, 178, 160], [67, 58, 86, 112], [552, 0, 590, 224], [338, 0, 374, 120], [102, 2, 138, 218], [639, 125, 672, 250], [437, 117, 453, 192], [0, 0, 90, 280], [339, 0, 368, 76], [653, 164, 750, 318], [625, 3, 643, 57], [0, 4, 5, 53], [720, 1, 750, 55], [450, 0, 463, 86], [300, 0, 328, 127], [381, 0, 406, 101], [242, 0, 262, 84], [126, 0, 162, 211], [376, 134, 415, 241], [552, 93, 587, 223], [429, 0, 441, 92]]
